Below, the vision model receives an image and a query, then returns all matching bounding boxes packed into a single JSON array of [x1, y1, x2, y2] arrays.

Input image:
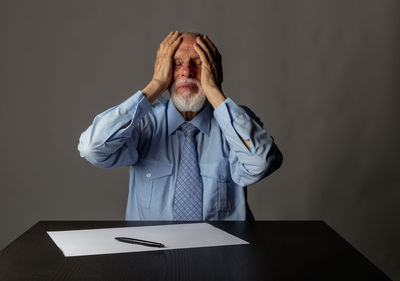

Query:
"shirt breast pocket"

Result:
[[200, 161, 231, 212], [134, 159, 173, 209]]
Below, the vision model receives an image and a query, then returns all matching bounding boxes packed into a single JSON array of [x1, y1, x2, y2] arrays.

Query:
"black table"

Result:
[[0, 221, 391, 281]]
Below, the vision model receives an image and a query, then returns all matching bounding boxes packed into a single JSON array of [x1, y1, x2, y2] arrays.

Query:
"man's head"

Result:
[[169, 32, 223, 113], [169, 32, 205, 113]]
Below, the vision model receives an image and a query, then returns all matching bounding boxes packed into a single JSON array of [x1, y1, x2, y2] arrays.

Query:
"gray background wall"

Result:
[[1, 0, 399, 279]]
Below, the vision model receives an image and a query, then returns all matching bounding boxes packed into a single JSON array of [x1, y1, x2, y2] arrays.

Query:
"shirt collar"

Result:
[[167, 99, 212, 136]]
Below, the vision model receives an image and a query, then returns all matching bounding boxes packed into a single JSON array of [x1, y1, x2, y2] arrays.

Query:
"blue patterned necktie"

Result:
[[173, 122, 203, 221]]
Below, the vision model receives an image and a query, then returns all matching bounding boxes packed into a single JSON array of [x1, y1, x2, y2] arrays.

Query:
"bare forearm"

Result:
[[238, 133, 252, 150], [141, 80, 165, 103], [206, 88, 226, 109]]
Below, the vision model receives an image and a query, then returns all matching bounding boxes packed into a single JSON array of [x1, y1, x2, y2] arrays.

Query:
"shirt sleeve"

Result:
[[77, 90, 152, 168], [213, 98, 283, 186]]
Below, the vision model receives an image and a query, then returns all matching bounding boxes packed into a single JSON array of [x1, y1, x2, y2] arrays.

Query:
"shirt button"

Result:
[[146, 173, 151, 178]]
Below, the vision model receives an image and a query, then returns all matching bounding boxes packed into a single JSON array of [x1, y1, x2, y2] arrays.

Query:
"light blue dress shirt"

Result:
[[78, 91, 282, 220]]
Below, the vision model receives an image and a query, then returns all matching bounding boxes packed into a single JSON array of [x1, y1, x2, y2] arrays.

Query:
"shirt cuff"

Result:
[[213, 98, 247, 131], [118, 90, 152, 122], [213, 98, 254, 153]]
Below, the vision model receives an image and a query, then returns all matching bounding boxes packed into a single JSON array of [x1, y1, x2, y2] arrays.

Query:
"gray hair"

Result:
[[181, 31, 204, 38]]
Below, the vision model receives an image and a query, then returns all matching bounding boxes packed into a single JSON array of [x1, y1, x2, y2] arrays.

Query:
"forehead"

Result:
[[174, 34, 199, 59]]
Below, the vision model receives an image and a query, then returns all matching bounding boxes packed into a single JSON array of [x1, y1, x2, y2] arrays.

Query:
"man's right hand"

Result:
[[142, 31, 182, 103]]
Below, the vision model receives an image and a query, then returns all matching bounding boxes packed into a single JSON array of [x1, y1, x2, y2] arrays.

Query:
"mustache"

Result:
[[173, 78, 201, 88]]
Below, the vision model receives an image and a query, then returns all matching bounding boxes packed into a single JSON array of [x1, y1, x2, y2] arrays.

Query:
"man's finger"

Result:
[[193, 42, 208, 63], [203, 34, 223, 84], [166, 31, 180, 45], [196, 37, 213, 62], [195, 41, 219, 74], [193, 42, 209, 65], [161, 31, 174, 45], [169, 36, 182, 53], [160, 31, 177, 47], [203, 35, 219, 57]]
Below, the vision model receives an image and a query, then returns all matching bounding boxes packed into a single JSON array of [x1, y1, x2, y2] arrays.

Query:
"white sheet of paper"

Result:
[[47, 223, 249, 257]]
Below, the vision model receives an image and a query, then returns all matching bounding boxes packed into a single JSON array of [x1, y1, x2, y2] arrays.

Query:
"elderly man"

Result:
[[78, 31, 282, 221]]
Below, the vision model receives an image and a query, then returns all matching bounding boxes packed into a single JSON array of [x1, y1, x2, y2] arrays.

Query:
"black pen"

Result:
[[115, 237, 165, 248]]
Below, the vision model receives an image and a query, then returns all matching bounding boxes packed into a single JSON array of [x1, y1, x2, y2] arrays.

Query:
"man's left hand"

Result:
[[194, 35, 226, 109]]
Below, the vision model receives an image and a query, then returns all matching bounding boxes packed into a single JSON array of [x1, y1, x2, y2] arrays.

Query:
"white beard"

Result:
[[169, 78, 207, 113]]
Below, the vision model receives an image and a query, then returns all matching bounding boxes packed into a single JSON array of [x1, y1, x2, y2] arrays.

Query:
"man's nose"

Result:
[[180, 61, 195, 78]]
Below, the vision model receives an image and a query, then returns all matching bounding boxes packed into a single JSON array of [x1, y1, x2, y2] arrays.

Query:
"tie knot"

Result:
[[181, 122, 199, 137]]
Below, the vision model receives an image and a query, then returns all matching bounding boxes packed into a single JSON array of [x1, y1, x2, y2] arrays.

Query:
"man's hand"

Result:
[[195, 35, 251, 150], [142, 31, 182, 103], [193, 35, 226, 109]]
